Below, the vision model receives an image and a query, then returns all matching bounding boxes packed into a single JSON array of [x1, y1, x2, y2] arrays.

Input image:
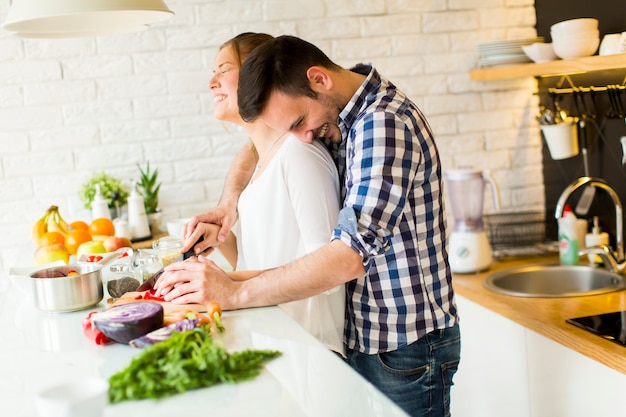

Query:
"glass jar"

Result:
[[152, 236, 183, 267], [106, 263, 140, 299], [134, 250, 162, 282]]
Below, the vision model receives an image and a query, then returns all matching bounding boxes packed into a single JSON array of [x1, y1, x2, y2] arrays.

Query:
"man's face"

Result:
[[261, 90, 343, 144]]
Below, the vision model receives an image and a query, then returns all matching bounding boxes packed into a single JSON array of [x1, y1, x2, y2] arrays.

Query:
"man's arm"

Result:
[[235, 240, 364, 308], [182, 141, 257, 254], [158, 240, 365, 310]]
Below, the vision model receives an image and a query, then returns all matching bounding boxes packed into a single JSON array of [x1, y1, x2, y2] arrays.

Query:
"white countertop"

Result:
[[0, 279, 408, 417]]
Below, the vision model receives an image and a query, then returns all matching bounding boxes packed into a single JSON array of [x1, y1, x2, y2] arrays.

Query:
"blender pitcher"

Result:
[[445, 168, 501, 273]]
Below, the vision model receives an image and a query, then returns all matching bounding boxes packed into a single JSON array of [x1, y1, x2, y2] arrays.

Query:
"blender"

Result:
[[445, 168, 501, 273]]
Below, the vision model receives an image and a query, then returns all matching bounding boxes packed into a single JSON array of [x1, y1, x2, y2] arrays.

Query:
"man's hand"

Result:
[[155, 256, 241, 309]]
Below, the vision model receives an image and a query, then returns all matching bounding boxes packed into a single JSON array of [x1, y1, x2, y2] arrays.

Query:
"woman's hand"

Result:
[[180, 214, 234, 255]]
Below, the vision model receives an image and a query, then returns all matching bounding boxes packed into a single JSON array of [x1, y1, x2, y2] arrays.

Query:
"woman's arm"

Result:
[[182, 140, 257, 254]]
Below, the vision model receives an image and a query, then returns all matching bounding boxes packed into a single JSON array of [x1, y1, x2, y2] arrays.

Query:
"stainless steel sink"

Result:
[[483, 264, 626, 297]]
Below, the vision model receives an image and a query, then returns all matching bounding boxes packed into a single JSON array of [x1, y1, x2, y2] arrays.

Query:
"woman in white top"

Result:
[[188, 33, 344, 354]]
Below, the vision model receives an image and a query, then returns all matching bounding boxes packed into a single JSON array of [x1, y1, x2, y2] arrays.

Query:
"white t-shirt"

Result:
[[236, 136, 345, 354]]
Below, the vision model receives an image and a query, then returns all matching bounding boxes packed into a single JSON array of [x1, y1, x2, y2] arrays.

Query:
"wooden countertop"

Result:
[[452, 255, 626, 374]]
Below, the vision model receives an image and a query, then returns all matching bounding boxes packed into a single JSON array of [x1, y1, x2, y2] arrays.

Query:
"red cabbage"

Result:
[[93, 302, 163, 344], [129, 318, 200, 348]]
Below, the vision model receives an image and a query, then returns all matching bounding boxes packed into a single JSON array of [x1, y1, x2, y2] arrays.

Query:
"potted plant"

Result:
[[137, 162, 162, 233], [79, 172, 130, 218]]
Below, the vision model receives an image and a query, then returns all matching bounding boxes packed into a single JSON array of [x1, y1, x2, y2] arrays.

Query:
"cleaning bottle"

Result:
[[127, 181, 151, 241], [92, 183, 111, 220], [558, 205, 579, 265], [585, 216, 609, 264]]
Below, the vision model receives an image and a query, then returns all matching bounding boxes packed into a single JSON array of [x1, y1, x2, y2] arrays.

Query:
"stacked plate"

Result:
[[477, 37, 544, 68]]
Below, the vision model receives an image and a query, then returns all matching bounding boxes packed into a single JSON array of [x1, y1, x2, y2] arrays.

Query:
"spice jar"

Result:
[[107, 263, 140, 299], [152, 236, 183, 267], [133, 249, 162, 282]]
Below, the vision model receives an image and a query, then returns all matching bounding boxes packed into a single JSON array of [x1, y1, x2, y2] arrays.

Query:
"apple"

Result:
[[77, 240, 107, 256], [103, 236, 132, 252], [34, 244, 70, 266]]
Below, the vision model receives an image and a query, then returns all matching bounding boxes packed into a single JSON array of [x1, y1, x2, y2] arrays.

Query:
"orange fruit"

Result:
[[89, 218, 115, 237], [39, 231, 65, 247], [69, 220, 89, 231], [65, 229, 93, 255]]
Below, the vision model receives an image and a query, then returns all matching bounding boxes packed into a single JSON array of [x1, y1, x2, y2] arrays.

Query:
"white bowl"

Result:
[[599, 33, 623, 55], [522, 43, 558, 63], [35, 378, 108, 417], [551, 29, 599, 41], [553, 36, 600, 59], [166, 218, 190, 238], [550, 18, 598, 35]]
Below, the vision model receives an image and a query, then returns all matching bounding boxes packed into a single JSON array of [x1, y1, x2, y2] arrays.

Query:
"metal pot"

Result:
[[30, 263, 104, 313]]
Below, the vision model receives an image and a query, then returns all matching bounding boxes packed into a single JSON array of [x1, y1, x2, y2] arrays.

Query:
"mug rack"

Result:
[[539, 74, 626, 119]]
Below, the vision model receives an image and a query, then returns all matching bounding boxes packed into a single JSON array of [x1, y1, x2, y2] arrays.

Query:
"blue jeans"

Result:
[[345, 325, 461, 417]]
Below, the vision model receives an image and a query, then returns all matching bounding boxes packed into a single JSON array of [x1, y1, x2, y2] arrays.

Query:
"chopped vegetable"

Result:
[[143, 288, 166, 302], [82, 312, 110, 345], [129, 318, 200, 348], [206, 301, 225, 333], [163, 310, 211, 326], [108, 325, 281, 403], [67, 270, 79, 277], [92, 302, 163, 344], [85, 255, 104, 263]]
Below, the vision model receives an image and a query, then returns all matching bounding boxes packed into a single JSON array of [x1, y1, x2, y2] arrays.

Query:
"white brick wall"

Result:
[[0, 0, 543, 271]]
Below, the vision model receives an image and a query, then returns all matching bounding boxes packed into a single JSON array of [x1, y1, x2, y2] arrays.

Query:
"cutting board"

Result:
[[109, 291, 206, 314]]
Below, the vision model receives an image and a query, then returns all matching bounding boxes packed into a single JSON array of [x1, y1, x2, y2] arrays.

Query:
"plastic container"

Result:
[[92, 183, 110, 220], [558, 205, 579, 265], [585, 216, 609, 264]]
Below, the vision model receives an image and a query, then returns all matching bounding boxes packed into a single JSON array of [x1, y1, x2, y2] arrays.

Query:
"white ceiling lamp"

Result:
[[2, 0, 174, 38]]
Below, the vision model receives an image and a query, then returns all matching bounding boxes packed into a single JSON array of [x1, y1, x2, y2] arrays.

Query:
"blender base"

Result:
[[448, 230, 493, 273]]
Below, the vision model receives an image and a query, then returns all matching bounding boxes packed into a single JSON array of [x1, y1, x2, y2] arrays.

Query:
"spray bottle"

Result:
[[558, 205, 579, 265]]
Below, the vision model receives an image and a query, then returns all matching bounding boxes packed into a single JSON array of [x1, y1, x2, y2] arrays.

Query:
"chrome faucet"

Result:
[[554, 176, 624, 269]]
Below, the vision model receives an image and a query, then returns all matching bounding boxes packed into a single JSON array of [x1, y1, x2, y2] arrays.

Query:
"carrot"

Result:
[[206, 301, 225, 333]]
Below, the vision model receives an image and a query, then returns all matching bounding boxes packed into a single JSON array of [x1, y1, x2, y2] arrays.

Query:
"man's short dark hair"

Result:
[[237, 35, 341, 122]]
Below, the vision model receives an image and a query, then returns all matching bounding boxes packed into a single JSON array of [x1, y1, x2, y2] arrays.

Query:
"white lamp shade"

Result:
[[2, 0, 174, 37]]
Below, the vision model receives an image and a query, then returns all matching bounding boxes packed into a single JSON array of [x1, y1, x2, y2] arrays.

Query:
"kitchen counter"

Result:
[[452, 254, 626, 374], [0, 282, 407, 417]]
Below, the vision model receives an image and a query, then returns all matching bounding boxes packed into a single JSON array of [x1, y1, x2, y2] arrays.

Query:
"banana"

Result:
[[31, 211, 51, 246], [47, 207, 70, 238], [31, 206, 56, 246], [55, 208, 71, 235]]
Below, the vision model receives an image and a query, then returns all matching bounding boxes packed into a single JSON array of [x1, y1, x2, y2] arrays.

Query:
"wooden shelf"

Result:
[[470, 53, 626, 81]]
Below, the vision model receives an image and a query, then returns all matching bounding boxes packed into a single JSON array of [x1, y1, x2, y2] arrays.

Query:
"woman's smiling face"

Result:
[[209, 45, 241, 124]]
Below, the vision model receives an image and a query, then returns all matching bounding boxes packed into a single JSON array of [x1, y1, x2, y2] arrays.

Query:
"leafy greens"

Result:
[[108, 325, 281, 403]]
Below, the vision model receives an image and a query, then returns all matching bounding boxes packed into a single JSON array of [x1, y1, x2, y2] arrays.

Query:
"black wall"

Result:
[[535, 1, 626, 248]]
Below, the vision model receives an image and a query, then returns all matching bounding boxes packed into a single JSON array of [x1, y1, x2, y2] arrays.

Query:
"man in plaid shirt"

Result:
[[160, 34, 460, 417]]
